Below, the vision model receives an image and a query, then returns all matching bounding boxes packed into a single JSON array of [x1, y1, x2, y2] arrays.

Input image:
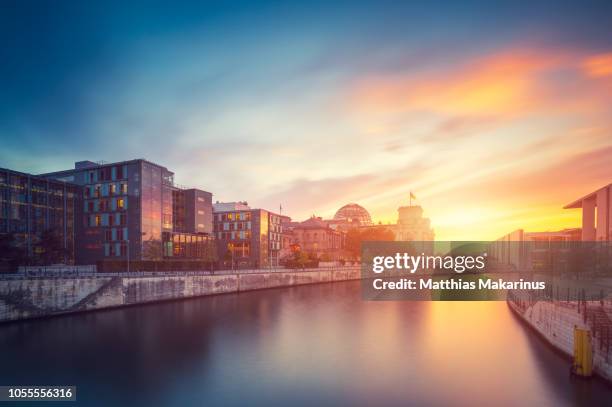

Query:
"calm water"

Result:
[[0, 280, 610, 407]]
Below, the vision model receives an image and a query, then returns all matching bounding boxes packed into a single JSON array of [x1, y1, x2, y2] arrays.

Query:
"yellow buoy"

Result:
[[572, 326, 593, 377]]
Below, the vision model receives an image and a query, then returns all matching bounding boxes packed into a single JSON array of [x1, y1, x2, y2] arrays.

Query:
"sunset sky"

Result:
[[1, 0, 612, 240]]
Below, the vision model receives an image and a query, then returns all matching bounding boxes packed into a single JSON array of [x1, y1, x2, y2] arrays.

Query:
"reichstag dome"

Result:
[[333, 203, 373, 226]]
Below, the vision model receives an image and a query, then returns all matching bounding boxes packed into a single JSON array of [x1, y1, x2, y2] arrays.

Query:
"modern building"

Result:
[[564, 183, 612, 241], [213, 202, 284, 268], [213, 201, 250, 212], [278, 215, 294, 259], [524, 228, 582, 242], [491, 228, 583, 273], [41, 159, 214, 264], [290, 216, 344, 260], [0, 167, 81, 267]]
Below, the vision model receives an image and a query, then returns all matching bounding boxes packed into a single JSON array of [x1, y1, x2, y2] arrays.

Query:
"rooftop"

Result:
[[564, 183, 612, 209]]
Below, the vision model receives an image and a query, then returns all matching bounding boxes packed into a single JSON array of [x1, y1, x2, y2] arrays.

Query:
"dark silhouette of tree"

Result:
[[345, 227, 395, 259], [203, 240, 218, 263], [38, 229, 68, 265], [142, 237, 163, 260], [297, 251, 311, 268], [0, 233, 27, 271]]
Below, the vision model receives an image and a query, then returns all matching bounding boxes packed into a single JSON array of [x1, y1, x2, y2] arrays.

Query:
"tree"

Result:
[[296, 251, 310, 268], [0, 233, 27, 271], [142, 237, 163, 260], [320, 253, 332, 262], [345, 228, 362, 259], [345, 227, 395, 260], [203, 240, 218, 263], [38, 229, 68, 265]]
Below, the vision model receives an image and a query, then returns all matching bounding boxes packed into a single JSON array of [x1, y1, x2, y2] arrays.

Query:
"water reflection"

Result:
[[0, 281, 610, 406]]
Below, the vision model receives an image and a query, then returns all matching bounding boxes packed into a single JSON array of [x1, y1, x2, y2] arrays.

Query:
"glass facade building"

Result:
[[0, 167, 80, 266], [213, 207, 283, 268], [41, 159, 214, 264]]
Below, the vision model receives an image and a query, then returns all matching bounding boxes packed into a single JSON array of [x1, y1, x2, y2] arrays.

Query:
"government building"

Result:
[[325, 202, 434, 241]]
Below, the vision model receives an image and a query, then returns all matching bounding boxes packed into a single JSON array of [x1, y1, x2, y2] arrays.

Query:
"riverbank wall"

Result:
[[0, 267, 360, 323], [507, 295, 612, 382]]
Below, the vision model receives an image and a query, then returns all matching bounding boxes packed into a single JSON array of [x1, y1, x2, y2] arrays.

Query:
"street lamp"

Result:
[[127, 239, 130, 273]]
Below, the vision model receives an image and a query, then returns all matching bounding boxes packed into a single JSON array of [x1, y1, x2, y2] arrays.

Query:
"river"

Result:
[[0, 280, 610, 406]]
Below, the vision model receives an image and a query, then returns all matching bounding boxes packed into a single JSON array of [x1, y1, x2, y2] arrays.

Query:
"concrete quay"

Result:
[[0, 267, 360, 323], [508, 294, 612, 382]]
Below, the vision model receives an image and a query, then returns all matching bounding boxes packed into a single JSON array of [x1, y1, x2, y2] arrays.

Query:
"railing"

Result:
[[0, 265, 360, 280], [584, 302, 612, 361], [18, 265, 97, 274], [508, 290, 612, 362]]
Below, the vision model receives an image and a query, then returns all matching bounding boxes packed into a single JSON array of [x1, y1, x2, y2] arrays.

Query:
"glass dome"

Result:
[[333, 203, 373, 226]]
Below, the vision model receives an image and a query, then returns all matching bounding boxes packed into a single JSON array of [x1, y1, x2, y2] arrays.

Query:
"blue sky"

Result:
[[2, 0, 612, 239]]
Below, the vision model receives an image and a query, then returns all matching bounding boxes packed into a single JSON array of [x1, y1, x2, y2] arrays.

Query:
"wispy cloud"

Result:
[[2, 3, 612, 240]]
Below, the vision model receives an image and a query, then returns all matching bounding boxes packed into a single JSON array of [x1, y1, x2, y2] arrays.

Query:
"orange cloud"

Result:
[[353, 50, 567, 116], [583, 53, 612, 78]]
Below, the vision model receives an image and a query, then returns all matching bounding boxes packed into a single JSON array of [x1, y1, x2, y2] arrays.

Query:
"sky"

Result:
[[1, 0, 612, 240]]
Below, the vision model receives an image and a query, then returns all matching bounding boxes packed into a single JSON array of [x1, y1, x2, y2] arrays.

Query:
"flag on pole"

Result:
[[410, 191, 416, 200]]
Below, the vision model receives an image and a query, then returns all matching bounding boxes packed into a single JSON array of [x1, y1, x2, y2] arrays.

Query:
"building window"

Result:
[[117, 198, 124, 209]]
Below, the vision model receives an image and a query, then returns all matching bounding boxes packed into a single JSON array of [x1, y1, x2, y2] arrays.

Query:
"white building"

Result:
[[564, 183, 612, 241]]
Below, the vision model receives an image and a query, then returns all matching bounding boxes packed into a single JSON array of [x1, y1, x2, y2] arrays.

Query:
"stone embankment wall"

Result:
[[508, 298, 612, 382], [0, 267, 360, 323]]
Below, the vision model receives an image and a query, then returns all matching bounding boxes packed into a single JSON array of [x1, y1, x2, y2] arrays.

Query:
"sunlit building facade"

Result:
[[213, 203, 284, 268], [41, 159, 214, 263], [0, 167, 80, 266], [291, 216, 344, 260]]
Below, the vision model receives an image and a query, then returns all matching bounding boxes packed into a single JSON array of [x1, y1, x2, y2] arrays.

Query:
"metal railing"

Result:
[[0, 265, 360, 280]]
